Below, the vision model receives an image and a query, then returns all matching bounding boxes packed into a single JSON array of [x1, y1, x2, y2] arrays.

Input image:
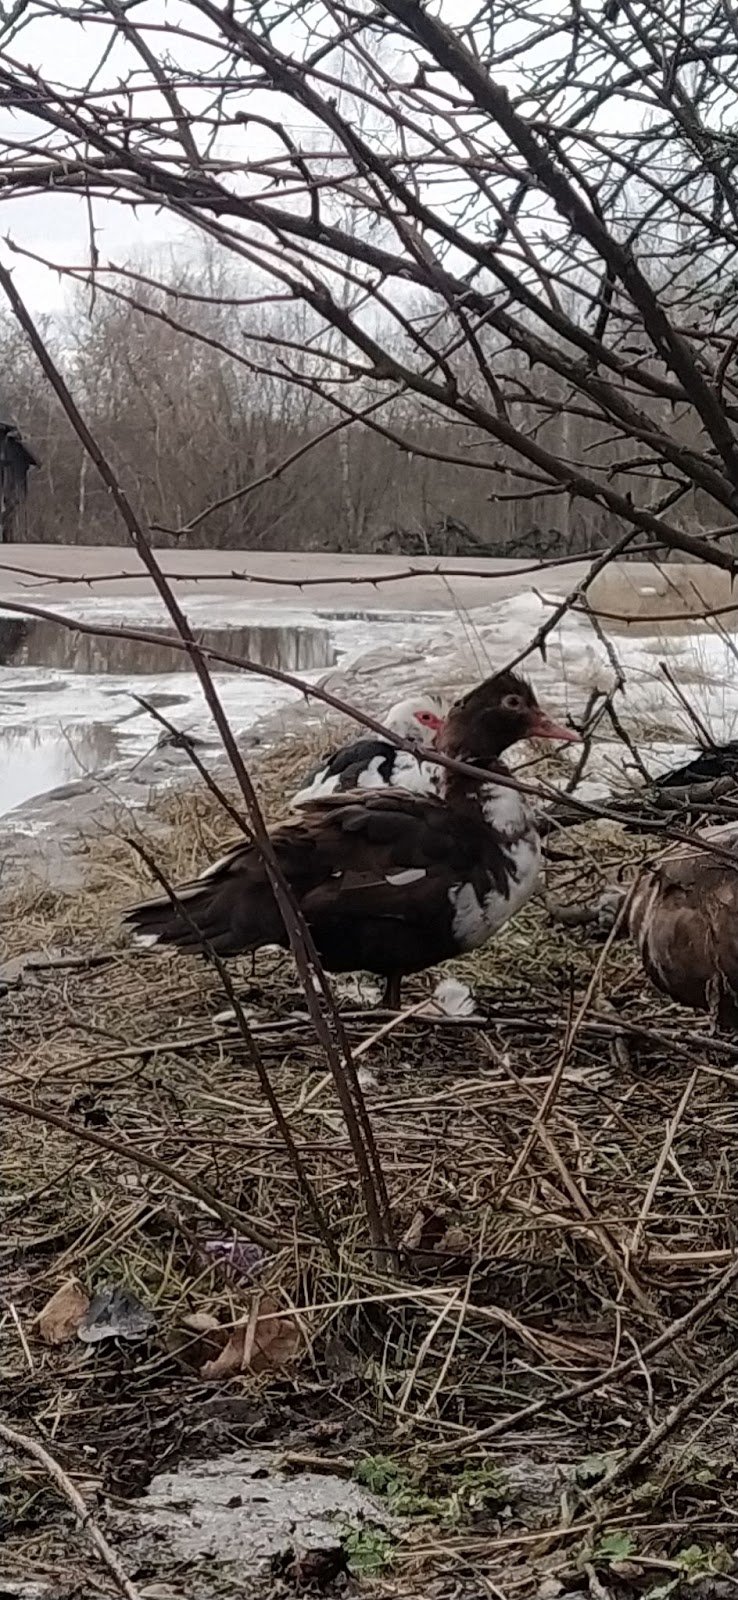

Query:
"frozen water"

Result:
[[2, 577, 738, 820], [0, 602, 447, 816], [0, 725, 118, 818]]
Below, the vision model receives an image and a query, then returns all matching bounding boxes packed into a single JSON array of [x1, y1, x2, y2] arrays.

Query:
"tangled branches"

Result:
[[0, 1, 737, 559]]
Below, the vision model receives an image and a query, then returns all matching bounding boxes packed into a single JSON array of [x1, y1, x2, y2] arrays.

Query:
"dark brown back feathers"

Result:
[[629, 826, 738, 1025]]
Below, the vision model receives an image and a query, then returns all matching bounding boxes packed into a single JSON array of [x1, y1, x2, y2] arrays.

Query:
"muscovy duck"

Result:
[[291, 695, 443, 808], [123, 671, 579, 1008], [629, 822, 738, 1027]]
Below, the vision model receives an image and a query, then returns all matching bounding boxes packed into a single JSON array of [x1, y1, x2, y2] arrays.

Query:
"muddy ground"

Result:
[[4, 662, 738, 1598]]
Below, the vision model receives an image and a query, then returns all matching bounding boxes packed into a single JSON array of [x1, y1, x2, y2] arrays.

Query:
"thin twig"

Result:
[[0, 1420, 143, 1600], [597, 1343, 738, 1495], [431, 1250, 738, 1456], [628, 1069, 699, 1260], [0, 1088, 278, 1248]]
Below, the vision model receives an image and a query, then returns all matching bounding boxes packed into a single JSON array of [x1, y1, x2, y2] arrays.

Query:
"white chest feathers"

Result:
[[448, 779, 541, 953]]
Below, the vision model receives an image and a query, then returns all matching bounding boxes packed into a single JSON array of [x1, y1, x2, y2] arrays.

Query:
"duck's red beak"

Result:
[[527, 709, 581, 743]]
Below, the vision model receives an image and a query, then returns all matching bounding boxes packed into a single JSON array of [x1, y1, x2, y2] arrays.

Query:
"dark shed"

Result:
[[0, 407, 38, 542]]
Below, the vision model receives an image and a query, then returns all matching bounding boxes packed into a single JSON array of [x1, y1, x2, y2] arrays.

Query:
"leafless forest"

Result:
[[2, 0, 738, 562], [3, 271, 652, 555]]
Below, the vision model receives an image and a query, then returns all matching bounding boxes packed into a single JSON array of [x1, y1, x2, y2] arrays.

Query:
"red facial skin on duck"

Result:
[[441, 676, 580, 763], [414, 709, 444, 736]]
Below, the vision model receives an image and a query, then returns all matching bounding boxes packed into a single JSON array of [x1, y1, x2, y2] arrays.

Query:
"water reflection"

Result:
[[0, 724, 118, 818], [0, 618, 335, 675]]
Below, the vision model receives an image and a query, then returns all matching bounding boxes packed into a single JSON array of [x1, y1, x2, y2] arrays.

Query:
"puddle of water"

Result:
[[0, 724, 118, 818], [0, 616, 336, 675]]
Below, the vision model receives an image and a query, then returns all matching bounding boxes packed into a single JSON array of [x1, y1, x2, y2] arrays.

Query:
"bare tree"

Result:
[[0, 0, 737, 565]]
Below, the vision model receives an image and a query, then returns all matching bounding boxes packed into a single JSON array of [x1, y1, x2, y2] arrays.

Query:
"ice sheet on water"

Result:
[[3, 587, 738, 814], [0, 729, 83, 817], [0, 666, 299, 745]]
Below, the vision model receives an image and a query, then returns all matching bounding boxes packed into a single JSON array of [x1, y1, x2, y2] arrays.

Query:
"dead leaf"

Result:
[[78, 1284, 156, 1344], [201, 1294, 302, 1380], [36, 1279, 89, 1345], [201, 1318, 251, 1380], [165, 1311, 225, 1372], [608, 1561, 644, 1581]]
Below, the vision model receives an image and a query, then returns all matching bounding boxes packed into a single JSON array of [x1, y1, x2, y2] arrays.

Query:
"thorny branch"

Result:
[[0, 263, 394, 1262], [6, 2, 738, 1522]]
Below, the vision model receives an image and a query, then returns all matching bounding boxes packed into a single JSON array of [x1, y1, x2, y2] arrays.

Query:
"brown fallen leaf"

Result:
[[608, 1561, 645, 1582], [201, 1294, 302, 1380], [36, 1279, 89, 1345]]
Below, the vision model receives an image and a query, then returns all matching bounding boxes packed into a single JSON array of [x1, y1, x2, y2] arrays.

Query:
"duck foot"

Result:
[[382, 975, 403, 1011]]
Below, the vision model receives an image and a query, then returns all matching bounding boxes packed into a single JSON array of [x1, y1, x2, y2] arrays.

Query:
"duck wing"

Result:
[[292, 739, 436, 806], [630, 834, 738, 1018], [123, 789, 512, 962], [292, 737, 396, 806], [296, 790, 521, 975]]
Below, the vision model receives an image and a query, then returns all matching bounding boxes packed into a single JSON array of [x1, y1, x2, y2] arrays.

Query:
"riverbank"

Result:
[[5, 564, 738, 1594], [1, 543, 737, 623], [3, 727, 738, 1598]]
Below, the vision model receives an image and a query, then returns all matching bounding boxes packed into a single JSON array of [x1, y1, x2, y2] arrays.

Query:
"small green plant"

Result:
[[354, 1454, 408, 1497], [648, 1542, 733, 1599], [440, 1463, 511, 1526], [353, 1453, 510, 1526], [342, 1524, 395, 1576], [354, 1453, 436, 1516], [575, 1452, 613, 1488], [592, 1529, 637, 1564], [676, 1543, 732, 1581]]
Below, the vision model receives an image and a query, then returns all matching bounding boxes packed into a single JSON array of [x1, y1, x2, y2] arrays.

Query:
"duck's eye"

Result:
[[502, 693, 523, 712]]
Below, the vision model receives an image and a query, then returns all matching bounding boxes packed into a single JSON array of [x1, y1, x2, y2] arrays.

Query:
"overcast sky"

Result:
[[0, 0, 647, 319], [0, 1, 308, 311]]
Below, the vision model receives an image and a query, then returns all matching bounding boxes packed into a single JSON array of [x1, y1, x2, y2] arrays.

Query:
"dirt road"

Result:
[[0, 545, 731, 626]]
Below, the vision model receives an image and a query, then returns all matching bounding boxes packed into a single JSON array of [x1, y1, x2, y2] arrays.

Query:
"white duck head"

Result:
[[383, 696, 444, 746]]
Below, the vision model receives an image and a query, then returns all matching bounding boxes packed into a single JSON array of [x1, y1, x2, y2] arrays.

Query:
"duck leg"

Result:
[[382, 974, 402, 1011]]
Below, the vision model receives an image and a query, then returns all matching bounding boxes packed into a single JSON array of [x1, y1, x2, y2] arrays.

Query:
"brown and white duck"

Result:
[[629, 823, 738, 1027], [291, 695, 444, 809], [123, 671, 579, 1007]]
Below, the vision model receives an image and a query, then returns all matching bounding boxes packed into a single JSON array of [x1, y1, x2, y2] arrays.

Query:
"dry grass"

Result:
[[4, 736, 738, 1595]]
